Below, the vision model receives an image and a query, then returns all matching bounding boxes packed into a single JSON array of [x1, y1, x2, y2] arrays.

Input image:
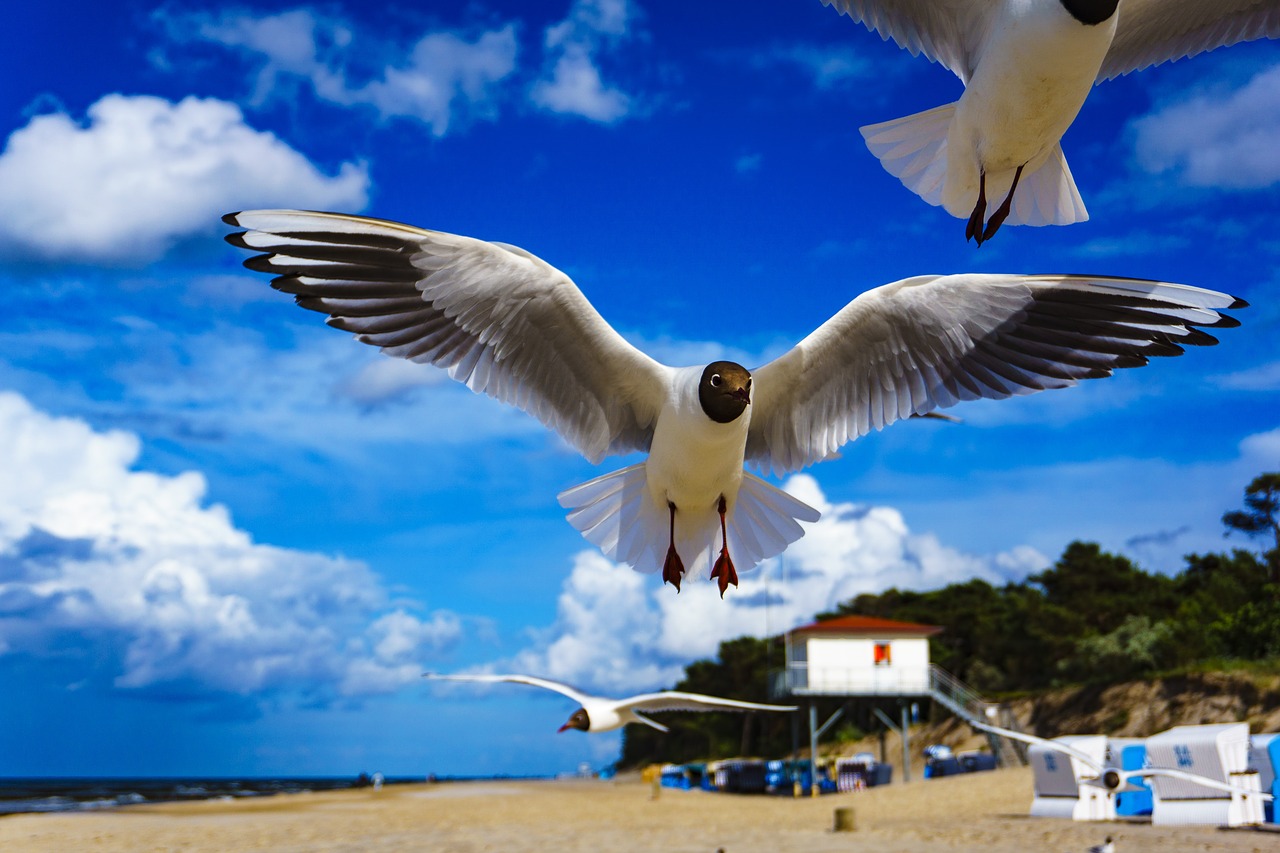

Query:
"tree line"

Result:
[[618, 473, 1280, 769]]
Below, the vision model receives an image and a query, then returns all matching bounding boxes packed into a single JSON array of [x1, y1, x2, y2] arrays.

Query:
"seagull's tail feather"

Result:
[[860, 103, 955, 210], [727, 473, 821, 569], [559, 464, 665, 573], [1008, 144, 1088, 227], [558, 467, 821, 584]]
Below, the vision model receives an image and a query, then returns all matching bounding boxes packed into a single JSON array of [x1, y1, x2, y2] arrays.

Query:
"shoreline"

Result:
[[3, 768, 1277, 852]]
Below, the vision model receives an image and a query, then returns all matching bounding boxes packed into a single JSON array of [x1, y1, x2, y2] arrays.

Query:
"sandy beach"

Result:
[[1, 768, 1275, 853]]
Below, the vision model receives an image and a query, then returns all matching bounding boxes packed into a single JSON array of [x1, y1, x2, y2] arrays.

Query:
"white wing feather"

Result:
[[423, 673, 591, 706], [620, 691, 799, 714], [1100, 0, 1280, 81], [821, 0, 995, 81], [747, 274, 1244, 476], [225, 210, 668, 464]]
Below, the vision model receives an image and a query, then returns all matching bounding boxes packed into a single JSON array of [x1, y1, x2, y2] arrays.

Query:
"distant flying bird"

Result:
[[969, 719, 1275, 800], [224, 210, 1244, 595], [423, 673, 797, 733], [821, 0, 1280, 244]]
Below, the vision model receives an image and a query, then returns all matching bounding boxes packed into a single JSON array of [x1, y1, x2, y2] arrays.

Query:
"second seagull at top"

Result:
[[225, 210, 1244, 597], [822, 0, 1280, 244]]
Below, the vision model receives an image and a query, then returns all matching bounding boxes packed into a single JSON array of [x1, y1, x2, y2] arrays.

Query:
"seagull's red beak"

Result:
[[732, 386, 750, 403], [556, 723, 571, 733]]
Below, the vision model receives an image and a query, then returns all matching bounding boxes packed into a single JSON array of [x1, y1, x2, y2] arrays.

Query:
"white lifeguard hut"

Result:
[[771, 615, 1025, 781], [1145, 723, 1266, 827], [780, 615, 940, 696], [1028, 735, 1116, 821]]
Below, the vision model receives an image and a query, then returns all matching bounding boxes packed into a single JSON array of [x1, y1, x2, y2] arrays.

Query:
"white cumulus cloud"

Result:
[[0, 94, 368, 264], [504, 474, 1045, 695], [172, 7, 519, 135], [530, 0, 638, 122], [0, 392, 461, 702], [1130, 62, 1280, 189]]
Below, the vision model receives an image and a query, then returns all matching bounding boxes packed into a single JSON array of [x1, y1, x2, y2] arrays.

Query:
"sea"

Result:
[[0, 775, 420, 816]]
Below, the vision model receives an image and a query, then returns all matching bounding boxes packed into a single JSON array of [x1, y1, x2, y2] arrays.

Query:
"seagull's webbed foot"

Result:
[[711, 549, 737, 598], [709, 495, 738, 599], [965, 171, 988, 245], [980, 164, 1024, 244], [662, 501, 684, 592]]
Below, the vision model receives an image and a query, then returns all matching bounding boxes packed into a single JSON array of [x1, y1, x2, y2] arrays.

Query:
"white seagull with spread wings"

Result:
[[821, 0, 1280, 243], [224, 210, 1244, 596], [970, 718, 1275, 801], [424, 673, 797, 733]]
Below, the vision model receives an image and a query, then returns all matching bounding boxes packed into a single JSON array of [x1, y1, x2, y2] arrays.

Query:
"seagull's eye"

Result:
[[711, 374, 722, 387]]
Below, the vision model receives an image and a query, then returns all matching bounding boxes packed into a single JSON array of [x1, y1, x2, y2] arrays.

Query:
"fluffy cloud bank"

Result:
[[1130, 62, 1280, 190], [507, 474, 1046, 695], [0, 392, 459, 701], [172, 1, 645, 129], [0, 94, 368, 264]]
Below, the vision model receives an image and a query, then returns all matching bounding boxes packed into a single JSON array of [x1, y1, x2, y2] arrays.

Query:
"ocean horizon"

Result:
[[0, 774, 557, 816]]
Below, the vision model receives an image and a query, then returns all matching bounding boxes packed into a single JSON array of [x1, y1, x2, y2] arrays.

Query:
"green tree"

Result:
[[1223, 473, 1280, 582]]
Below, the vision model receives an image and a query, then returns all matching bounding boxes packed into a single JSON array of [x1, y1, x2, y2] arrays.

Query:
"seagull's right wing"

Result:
[[820, 0, 995, 82], [968, 719, 1105, 774], [621, 691, 799, 715], [423, 673, 591, 706], [746, 274, 1244, 476], [225, 211, 669, 464]]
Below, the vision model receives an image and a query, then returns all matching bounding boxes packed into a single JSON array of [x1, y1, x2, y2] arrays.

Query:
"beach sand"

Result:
[[1, 767, 1276, 852]]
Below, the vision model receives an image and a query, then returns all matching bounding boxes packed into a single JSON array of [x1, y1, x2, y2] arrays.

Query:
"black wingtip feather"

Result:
[[222, 211, 243, 226], [1230, 297, 1249, 310]]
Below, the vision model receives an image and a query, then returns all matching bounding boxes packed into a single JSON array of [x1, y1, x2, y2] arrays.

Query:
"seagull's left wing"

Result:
[[747, 274, 1244, 476], [224, 210, 668, 464], [621, 691, 798, 714], [1099, 0, 1280, 81], [1132, 767, 1273, 800]]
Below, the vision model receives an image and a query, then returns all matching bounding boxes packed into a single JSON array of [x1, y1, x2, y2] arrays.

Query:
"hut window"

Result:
[[873, 642, 891, 666]]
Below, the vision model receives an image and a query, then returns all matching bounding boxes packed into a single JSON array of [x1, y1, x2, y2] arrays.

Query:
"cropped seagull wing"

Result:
[[224, 210, 668, 464], [1100, 0, 1280, 81], [621, 691, 799, 714], [821, 0, 994, 81], [1131, 767, 1275, 800], [969, 719, 1104, 773], [747, 274, 1244, 476], [423, 673, 591, 706]]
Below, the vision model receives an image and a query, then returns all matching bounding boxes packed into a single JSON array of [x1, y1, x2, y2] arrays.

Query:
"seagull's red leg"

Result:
[[966, 171, 988, 245], [661, 501, 684, 592], [710, 495, 738, 598], [981, 164, 1025, 243]]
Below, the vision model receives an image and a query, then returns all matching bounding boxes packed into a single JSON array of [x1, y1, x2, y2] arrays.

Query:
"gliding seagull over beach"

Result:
[[424, 673, 797, 733], [224, 210, 1244, 596], [969, 718, 1276, 801], [820, 0, 1280, 244]]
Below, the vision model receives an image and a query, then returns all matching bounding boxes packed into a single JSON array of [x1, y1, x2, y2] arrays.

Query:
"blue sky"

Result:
[[1, 0, 1277, 779]]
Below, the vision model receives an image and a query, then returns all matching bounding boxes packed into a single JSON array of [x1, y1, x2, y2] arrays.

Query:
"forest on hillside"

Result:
[[618, 474, 1280, 769]]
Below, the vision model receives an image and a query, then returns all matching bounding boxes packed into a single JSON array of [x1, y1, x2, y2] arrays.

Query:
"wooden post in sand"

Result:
[[833, 806, 856, 832]]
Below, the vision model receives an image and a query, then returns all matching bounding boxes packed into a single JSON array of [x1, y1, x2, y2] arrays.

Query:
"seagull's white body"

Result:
[[826, 0, 1280, 233], [424, 673, 797, 733], [225, 210, 1244, 591]]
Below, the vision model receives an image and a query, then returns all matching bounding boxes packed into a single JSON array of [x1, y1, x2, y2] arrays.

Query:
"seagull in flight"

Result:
[[423, 673, 797, 733], [821, 0, 1280, 244], [969, 718, 1274, 801], [224, 209, 1244, 595]]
